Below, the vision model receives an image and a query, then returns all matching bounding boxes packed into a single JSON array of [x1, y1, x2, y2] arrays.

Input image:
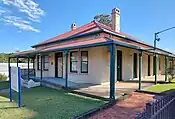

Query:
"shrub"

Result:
[[0, 73, 8, 81]]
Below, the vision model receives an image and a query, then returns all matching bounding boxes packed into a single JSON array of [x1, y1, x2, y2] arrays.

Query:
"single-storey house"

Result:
[[11, 8, 175, 99]]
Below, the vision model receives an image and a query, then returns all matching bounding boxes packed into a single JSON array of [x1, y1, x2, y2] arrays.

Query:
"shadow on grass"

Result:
[[0, 106, 18, 109], [0, 87, 105, 119]]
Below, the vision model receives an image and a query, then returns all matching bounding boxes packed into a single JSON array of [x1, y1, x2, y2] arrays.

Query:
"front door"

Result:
[[55, 52, 63, 78], [133, 53, 137, 78], [148, 55, 151, 76], [117, 50, 122, 81]]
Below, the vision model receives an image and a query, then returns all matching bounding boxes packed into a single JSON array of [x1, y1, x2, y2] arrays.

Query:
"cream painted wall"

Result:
[[35, 52, 55, 78], [35, 46, 166, 84], [35, 46, 110, 84], [67, 46, 110, 84]]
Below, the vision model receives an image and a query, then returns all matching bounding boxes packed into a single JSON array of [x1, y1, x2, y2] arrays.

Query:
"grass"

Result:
[[0, 81, 9, 90], [145, 83, 175, 93], [0, 87, 105, 119]]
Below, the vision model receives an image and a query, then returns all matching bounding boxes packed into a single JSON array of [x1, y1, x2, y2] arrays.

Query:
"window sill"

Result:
[[81, 72, 88, 74], [70, 71, 78, 73]]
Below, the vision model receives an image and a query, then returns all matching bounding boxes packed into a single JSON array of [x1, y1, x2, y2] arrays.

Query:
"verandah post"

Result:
[[33, 57, 35, 77], [138, 50, 142, 90], [165, 56, 168, 82], [109, 43, 116, 101], [40, 55, 43, 80], [172, 57, 174, 79], [27, 57, 30, 81], [154, 54, 158, 84], [8, 57, 12, 102], [64, 50, 69, 89], [16, 57, 19, 67]]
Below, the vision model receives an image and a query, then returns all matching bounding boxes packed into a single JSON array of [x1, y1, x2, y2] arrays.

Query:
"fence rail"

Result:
[[136, 93, 175, 119]]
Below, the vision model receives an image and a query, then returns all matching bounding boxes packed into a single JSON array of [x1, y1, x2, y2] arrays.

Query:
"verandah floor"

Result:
[[30, 75, 165, 99]]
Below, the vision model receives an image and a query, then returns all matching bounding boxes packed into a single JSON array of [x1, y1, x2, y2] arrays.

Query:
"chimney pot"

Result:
[[111, 8, 120, 32], [71, 23, 76, 30]]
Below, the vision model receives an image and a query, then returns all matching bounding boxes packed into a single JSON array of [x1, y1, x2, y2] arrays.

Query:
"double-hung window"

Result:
[[81, 51, 88, 73], [43, 55, 49, 71], [70, 51, 78, 72], [37, 55, 41, 70]]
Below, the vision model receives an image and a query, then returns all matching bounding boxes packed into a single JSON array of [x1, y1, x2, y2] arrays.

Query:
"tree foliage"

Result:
[[0, 53, 15, 63], [0, 53, 30, 63], [94, 14, 112, 27]]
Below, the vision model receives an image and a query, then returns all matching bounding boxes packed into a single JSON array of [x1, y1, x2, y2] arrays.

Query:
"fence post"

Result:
[[146, 103, 152, 118]]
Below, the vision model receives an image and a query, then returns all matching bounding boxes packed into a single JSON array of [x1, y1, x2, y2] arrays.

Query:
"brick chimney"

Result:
[[71, 23, 76, 30], [111, 8, 120, 32]]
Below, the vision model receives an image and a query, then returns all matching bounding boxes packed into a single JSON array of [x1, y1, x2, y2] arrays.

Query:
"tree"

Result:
[[94, 14, 112, 27]]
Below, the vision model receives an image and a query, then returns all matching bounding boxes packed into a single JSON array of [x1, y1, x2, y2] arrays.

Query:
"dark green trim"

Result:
[[43, 55, 49, 71], [28, 57, 30, 81], [8, 57, 12, 102], [40, 55, 43, 80], [64, 50, 69, 88], [154, 54, 158, 84], [81, 51, 88, 73], [55, 52, 63, 78], [109, 43, 116, 100], [165, 56, 168, 82], [138, 51, 142, 90], [70, 51, 78, 73], [37, 55, 40, 70]]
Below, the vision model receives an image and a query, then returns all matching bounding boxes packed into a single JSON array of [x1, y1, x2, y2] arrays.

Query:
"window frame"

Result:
[[81, 51, 88, 73], [159, 58, 161, 70], [43, 55, 49, 71], [70, 51, 78, 73], [37, 55, 41, 70]]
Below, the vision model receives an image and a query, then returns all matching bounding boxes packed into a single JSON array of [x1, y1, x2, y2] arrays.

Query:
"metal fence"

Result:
[[136, 93, 175, 119]]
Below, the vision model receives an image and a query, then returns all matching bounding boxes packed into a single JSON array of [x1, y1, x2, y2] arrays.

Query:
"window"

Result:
[[43, 55, 49, 71], [81, 51, 88, 73], [37, 55, 41, 70], [159, 58, 161, 70], [70, 51, 78, 72]]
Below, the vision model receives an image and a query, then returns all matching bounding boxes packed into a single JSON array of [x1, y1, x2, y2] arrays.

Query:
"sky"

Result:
[[0, 0, 175, 53]]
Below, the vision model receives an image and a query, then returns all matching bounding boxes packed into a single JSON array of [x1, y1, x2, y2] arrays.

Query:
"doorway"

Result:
[[117, 50, 122, 81], [133, 53, 137, 78], [55, 52, 63, 78]]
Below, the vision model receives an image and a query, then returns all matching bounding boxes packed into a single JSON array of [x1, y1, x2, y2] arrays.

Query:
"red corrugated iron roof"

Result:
[[13, 36, 173, 57], [34, 21, 102, 47], [12, 50, 36, 56], [16, 20, 174, 56], [13, 37, 109, 56], [41, 37, 109, 53]]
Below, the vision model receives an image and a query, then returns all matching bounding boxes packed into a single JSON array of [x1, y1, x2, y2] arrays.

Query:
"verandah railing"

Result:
[[136, 93, 175, 119], [21, 69, 35, 80]]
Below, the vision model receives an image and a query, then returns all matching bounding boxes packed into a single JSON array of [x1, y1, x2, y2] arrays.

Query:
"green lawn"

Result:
[[145, 83, 175, 93], [0, 87, 105, 119], [0, 81, 9, 90]]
